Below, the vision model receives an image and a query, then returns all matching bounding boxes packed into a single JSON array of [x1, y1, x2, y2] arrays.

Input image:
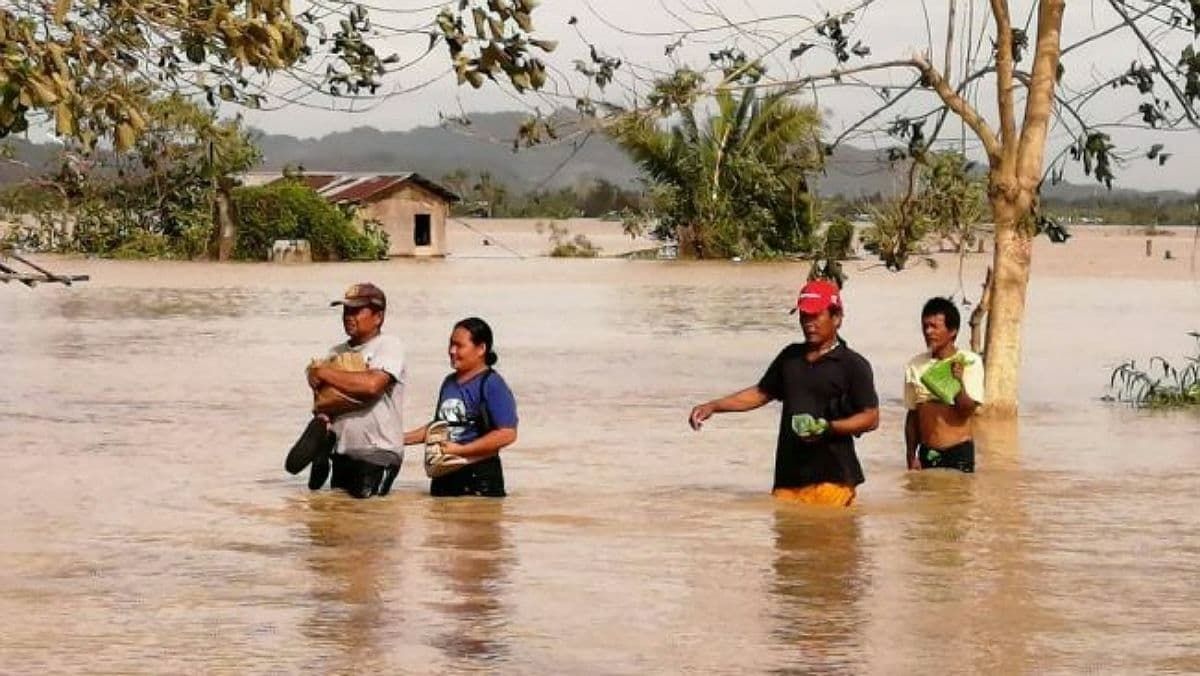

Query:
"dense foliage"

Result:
[[861, 152, 988, 269], [231, 180, 386, 261], [610, 66, 822, 259], [0, 0, 554, 151], [2, 95, 256, 258]]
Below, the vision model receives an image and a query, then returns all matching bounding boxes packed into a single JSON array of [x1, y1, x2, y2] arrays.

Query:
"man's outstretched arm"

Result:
[[689, 386, 772, 430]]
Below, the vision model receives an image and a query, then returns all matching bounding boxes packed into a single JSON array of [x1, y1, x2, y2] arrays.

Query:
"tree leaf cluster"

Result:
[[439, 0, 556, 92], [611, 83, 822, 259], [1, 0, 549, 152], [815, 12, 867, 64], [1069, 131, 1116, 189], [574, 45, 622, 91], [0, 0, 312, 150], [860, 152, 987, 270]]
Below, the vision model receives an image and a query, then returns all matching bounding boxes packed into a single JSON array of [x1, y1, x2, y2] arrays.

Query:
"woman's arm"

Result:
[[445, 427, 517, 459], [403, 425, 429, 446]]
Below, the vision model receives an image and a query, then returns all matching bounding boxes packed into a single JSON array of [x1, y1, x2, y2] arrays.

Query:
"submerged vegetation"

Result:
[[1106, 333, 1200, 408], [543, 222, 601, 258], [1, 95, 256, 259], [232, 181, 387, 261], [609, 54, 822, 260]]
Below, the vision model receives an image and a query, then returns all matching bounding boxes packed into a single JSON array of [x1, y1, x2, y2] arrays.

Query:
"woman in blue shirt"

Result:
[[405, 317, 518, 497]]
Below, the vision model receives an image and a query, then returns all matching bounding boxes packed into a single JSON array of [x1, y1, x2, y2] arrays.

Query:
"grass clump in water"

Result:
[[545, 222, 601, 258], [1106, 332, 1200, 408]]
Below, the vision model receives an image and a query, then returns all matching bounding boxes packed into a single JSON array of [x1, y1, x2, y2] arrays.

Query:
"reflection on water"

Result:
[[423, 500, 512, 665], [770, 508, 866, 674], [298, 496, 403, 672], [901, 471, 978, 582], [1, 258, 1198, 672]]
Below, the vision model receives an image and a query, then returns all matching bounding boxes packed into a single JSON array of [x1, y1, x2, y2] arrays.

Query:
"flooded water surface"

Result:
[[2, 251, 1198, 673]]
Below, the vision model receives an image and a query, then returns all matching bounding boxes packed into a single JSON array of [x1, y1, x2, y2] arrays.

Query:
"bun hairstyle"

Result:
[[455, 317, 498, 367]]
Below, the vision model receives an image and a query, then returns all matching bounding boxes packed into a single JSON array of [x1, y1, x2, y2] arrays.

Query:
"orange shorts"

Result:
[[772, 483, 857, 507]]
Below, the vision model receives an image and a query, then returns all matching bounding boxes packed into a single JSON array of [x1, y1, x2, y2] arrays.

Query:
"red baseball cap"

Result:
[[790, 279, 843, 314]]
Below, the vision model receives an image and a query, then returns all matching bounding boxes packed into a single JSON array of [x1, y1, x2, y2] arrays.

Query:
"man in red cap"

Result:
[[688, 279, 879, 506]]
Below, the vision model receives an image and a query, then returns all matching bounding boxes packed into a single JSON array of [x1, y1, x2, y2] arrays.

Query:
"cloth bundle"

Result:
[[423, 420, 469, 478], [309, 351, 367, 412], [919, 353, 973, 405]]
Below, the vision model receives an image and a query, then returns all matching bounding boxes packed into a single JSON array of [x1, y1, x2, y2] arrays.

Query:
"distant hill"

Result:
[[3, 110, 1194, 204], [252, 110, 638, 192], [248, 111, 917, 196]]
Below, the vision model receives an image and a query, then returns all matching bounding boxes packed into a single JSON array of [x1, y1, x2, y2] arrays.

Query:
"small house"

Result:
[[279, 172, 459, 257]]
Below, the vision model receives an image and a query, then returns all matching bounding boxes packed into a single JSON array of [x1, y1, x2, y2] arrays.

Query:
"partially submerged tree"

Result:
[[3, 95, 259, 258], [562, 1, 1199, 415], [922, 152, 987, 254], [860, 151, 986, 269]]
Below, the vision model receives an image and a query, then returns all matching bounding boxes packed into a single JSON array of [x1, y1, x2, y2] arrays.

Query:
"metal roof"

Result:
[[294, 172, 460, 204]]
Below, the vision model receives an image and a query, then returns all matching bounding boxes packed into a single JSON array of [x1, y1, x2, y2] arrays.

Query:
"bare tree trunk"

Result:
[[677, 224, 702, 259], [983, 196, 1033, 417], [969, 265, 992, 353], [212, 180, 236, 261], [977, 0, 1063, 418]]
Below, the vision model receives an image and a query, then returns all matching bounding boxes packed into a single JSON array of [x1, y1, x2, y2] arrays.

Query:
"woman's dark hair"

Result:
[[454, 316, 498, 367]]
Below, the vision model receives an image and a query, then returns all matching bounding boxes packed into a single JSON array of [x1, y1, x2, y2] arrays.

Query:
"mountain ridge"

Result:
[[3, 110, 1193, 203]]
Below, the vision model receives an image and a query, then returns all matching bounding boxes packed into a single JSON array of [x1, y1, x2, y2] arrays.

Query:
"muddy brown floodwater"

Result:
[[2, 241, 1198, 673]]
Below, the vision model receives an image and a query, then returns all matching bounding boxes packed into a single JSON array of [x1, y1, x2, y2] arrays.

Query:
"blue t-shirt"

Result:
[[435, 370, 518, 444]]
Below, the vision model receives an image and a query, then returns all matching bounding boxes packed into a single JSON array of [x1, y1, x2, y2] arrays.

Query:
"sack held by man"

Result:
[[309, 351, 367, 413]]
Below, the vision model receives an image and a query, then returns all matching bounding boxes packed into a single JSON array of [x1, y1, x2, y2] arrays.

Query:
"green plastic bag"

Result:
[[920, 353, 973, 405], [791, 413, 829, 438]]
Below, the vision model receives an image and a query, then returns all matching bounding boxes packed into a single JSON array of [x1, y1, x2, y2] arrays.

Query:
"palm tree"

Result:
[[610, 86, 822, 258]]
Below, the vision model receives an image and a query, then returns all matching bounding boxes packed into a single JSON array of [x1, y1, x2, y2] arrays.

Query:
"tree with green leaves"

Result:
[[563, 0, 1199, 416], [609, 55, 822, 259], [232, 179, 386, 261], [0, 0, 555, 258], [2, 94, 261, 258], [0, 0, 555, 151], [921, 152, 987, 254], [861, 151, 986, 270]]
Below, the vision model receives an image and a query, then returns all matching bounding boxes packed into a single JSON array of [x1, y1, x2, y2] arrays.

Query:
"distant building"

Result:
[[253, 171, 460, 257]]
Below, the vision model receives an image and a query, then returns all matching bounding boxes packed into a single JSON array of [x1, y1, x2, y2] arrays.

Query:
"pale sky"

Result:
[[236, 0, 1199, 193]]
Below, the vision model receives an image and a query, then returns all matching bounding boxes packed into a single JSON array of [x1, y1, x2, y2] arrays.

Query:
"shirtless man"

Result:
[[903, 297, 984, 473]]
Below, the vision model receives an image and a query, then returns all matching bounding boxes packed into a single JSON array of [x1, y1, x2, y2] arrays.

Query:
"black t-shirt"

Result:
[[757, 340, 878, 489]]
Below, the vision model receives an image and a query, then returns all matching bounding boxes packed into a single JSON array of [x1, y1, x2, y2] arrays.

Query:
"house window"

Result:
[[413, 214, 432, 247]]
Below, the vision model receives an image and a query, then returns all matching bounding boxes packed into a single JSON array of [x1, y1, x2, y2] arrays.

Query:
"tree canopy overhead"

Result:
[[0, 0, 556, 150]]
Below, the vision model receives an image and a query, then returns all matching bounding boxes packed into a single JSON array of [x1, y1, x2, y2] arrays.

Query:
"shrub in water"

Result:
[[232, 181, 386, 261]]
